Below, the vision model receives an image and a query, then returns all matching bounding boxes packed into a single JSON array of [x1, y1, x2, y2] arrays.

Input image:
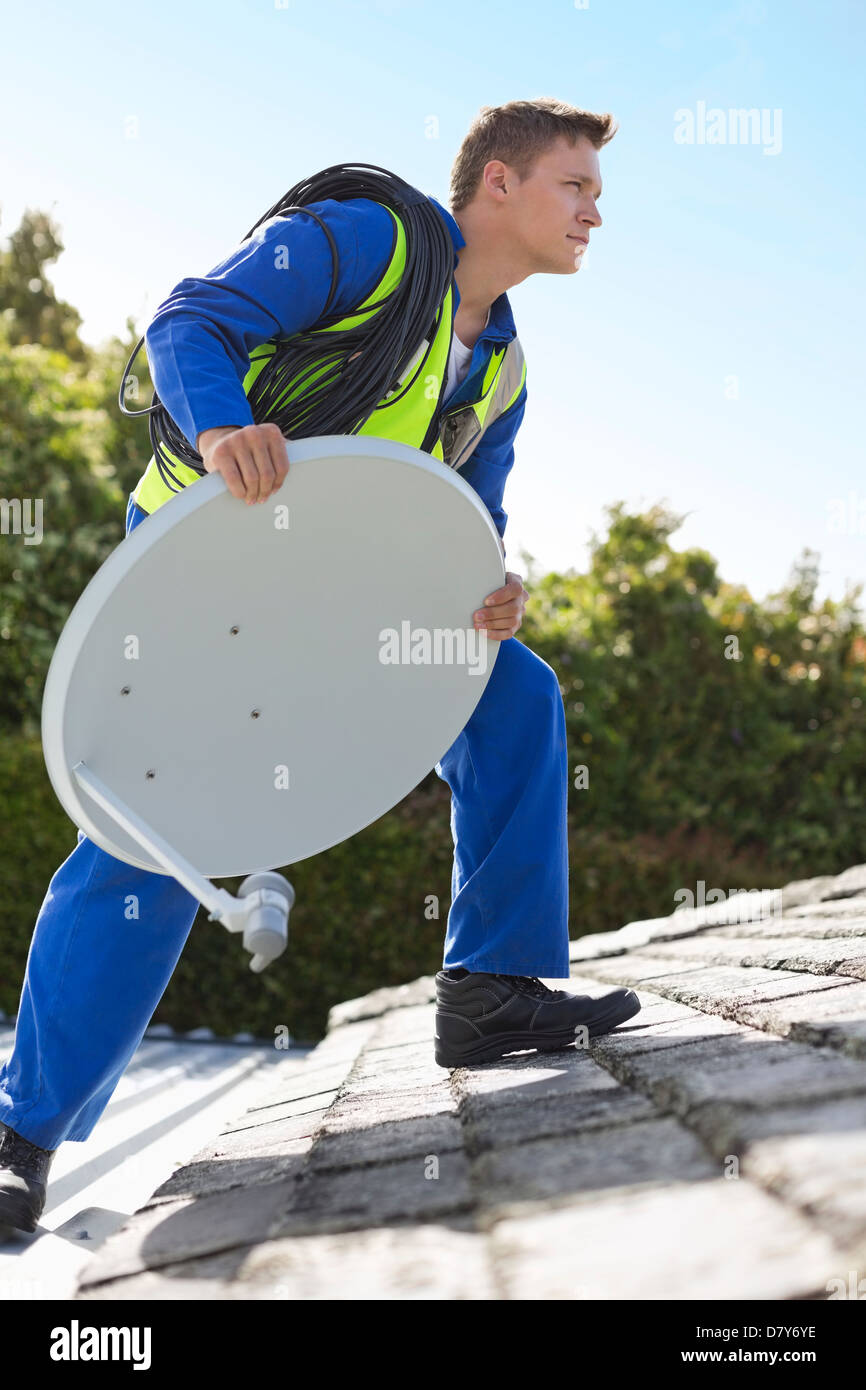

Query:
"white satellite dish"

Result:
[[41, 435, 505, 970]]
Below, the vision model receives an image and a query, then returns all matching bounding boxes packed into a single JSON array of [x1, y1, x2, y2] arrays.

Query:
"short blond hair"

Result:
[[449, 97, 617, 213]]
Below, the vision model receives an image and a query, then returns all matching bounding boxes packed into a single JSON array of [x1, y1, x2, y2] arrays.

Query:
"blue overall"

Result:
[[0, 193, 571, 1151]]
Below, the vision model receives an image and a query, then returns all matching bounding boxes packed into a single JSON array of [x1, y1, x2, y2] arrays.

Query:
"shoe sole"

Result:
[[434, 988, 642, 1068], [0, 1194, 40, 1235]]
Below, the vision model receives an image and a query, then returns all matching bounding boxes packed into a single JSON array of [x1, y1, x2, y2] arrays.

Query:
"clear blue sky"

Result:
[[2, 0, 864, 607]]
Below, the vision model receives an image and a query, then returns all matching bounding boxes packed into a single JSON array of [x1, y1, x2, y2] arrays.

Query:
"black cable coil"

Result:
[[117, 162, 455, 495]]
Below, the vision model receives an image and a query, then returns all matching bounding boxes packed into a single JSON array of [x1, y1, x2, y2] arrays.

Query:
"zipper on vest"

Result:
[[436, 337, 506, 464]]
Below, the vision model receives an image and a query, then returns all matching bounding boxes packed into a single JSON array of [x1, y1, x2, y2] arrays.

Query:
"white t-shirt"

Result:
[[444, 308, 490, 400]]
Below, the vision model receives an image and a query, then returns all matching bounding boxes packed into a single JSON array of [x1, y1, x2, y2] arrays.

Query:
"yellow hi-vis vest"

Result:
[[131, 202, 527, 517]]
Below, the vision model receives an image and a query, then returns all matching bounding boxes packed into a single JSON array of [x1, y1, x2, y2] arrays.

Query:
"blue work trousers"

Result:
[[0, 495, 570, 1149]]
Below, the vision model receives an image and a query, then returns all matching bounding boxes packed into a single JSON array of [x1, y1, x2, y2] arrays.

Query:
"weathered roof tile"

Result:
[[75, 861, 866, 1301]]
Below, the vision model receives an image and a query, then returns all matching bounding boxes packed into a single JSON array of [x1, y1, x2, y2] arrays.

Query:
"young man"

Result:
[[0, 98, 640, 1236]]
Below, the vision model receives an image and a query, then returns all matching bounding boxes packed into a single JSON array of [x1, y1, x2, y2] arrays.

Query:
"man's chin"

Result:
[[543, 257, 581, 275], [532, 253, 582, 275]]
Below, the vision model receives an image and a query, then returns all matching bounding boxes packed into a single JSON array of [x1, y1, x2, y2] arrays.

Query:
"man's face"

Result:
[[505, 134, 603, 275]]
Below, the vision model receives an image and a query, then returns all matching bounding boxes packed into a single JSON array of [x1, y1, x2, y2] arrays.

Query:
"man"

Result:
[[0, 97, 640, 1236]]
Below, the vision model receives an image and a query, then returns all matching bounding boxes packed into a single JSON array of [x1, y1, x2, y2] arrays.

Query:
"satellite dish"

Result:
[[41, 435, 505, 969]]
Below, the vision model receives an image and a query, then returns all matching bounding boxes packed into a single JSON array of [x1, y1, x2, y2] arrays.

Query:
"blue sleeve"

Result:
[[456, 381, 527, 547], [143, 197, 397, 450]]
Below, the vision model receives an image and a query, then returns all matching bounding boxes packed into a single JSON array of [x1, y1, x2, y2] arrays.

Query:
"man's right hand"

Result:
[[197, 423, 290, 505]]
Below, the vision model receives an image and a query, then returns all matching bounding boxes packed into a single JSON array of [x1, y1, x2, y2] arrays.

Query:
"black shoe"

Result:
[[0, 1122, 56, 1234], [434, 969, 641, 1068]]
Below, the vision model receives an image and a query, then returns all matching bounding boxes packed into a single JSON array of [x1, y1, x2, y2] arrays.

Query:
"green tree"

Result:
[[0, 318, 122, 733], [86, 315, 156, 498], [0, 206, 86, 360], [522, 501, 866, 870], [2, 202, 866, 1038], [0, 207, 156, 732]]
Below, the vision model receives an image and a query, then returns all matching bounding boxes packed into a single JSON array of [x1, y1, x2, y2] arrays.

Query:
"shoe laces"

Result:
[[495, 973, 560, 1000], [0, 1125, 54, 1173]]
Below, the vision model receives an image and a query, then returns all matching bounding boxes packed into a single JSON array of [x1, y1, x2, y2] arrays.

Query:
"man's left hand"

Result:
[[473, 571, 529, 641]]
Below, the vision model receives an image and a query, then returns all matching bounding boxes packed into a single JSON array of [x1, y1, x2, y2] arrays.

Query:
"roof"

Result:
[[75, 863, 866, 1300], [0, 1030, 312, 1298]]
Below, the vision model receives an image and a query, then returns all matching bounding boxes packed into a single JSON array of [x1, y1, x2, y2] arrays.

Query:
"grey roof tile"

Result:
[[75, 860, 866, 1301], [487, 1180, 845, 1301]]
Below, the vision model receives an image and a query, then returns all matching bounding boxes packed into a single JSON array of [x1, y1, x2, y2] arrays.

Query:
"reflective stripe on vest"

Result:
[[132, 203, 525, 515], [438, 337, 527, 474]]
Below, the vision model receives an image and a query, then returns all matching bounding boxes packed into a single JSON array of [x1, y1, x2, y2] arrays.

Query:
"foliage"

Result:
[[1, 207, 864, 1042], [520, 502, 866, 870], [0, 207, 155, 733]]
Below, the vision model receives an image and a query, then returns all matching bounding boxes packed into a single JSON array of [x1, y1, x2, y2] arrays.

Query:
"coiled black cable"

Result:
[[117, 162, 455, 495]]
